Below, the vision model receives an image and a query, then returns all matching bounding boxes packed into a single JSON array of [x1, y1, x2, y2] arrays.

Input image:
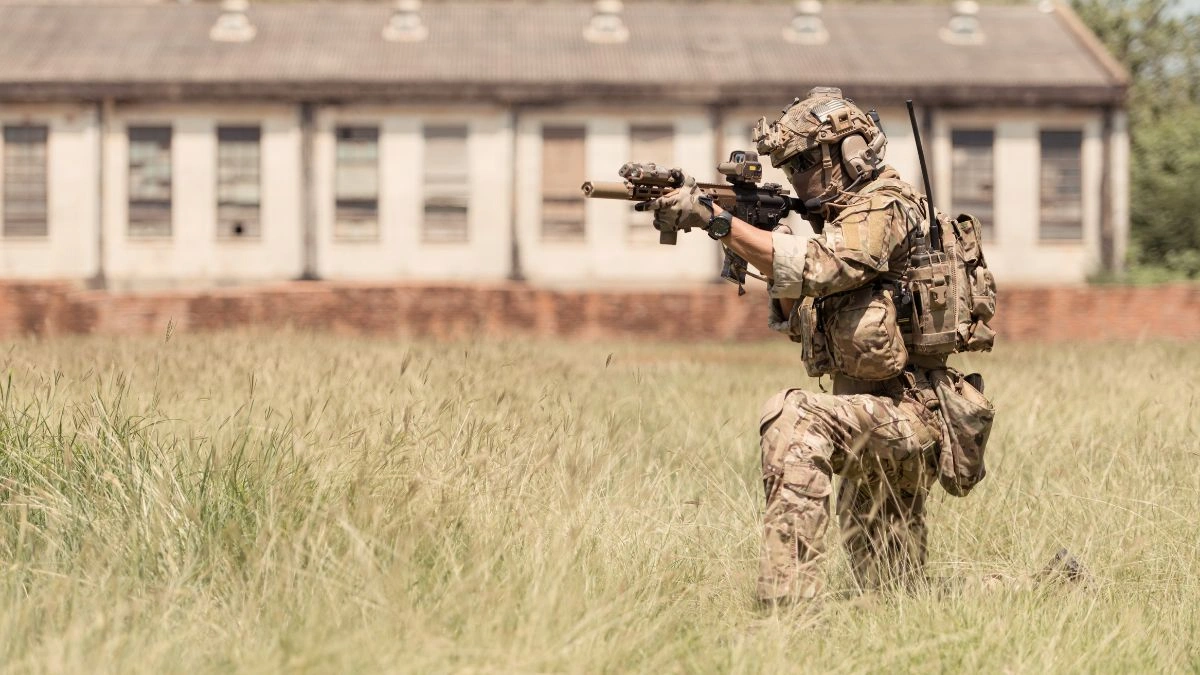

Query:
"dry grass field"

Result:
[[0, 332, 1197, 673]]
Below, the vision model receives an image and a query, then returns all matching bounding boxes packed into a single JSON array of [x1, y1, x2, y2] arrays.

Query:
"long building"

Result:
[[0, 0, 1129, 289]]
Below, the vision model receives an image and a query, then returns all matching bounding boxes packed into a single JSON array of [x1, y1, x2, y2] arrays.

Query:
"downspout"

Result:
[[1099, 105, 1115, 273], [508, 105, 524, 281], [298, 101, 319, 280], [711, 103, 727, 281]]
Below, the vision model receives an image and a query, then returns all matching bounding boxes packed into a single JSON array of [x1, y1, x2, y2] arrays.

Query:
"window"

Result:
[[128, 126, 172, 237], [3, 125, 49, 237], [628, 124, 674, 243], [541, 126, 586, 241], [1040, 130, 1084, 240], [950, 129, 994, 238], [216, 126, 261, 238], [422, 125, 469, 243], [335, 126, 380, 240]]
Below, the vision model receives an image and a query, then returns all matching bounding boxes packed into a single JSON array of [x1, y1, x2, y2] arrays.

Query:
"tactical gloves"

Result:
[[637, 175, 714, 234]]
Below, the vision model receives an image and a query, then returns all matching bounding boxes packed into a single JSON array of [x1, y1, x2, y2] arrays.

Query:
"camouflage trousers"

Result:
[[756, 386, 943, 602]]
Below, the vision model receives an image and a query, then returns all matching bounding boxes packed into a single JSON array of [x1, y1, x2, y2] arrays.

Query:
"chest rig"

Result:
[[796, 177, 997, 381]]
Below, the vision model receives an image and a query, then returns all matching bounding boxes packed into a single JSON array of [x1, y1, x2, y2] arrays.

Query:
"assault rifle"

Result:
[[581, 150, 803, 295]]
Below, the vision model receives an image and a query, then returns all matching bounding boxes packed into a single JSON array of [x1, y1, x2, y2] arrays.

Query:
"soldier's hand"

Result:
[[635, 175, 713, 234]]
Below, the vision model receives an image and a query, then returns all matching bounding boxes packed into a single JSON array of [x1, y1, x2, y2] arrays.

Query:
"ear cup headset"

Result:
[[754, 87, 889, 213]]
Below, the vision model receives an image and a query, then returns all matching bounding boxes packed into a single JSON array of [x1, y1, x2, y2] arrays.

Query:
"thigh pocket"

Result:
[[760, 389, 803, 478], [783, 458, 832, 499], [863, 399, 938, 464]]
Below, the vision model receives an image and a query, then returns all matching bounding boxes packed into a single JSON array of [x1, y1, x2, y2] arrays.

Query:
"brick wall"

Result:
[[0, 281, 1197, 342]]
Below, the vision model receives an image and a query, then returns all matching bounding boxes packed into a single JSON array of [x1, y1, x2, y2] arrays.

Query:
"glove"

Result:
[[635, 175, 713, 234]]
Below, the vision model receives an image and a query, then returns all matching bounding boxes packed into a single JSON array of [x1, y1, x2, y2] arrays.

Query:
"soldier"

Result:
[[645, 87, 993, 604]]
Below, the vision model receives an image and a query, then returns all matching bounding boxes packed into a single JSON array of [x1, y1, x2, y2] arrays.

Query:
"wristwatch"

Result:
[[707, 211, 734, 240]]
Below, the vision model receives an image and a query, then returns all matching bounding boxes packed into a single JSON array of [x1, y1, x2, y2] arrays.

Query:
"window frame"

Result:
[[627, 123, 675, 245], [421, 124, 471, 245], [949, 127, 996, 241], [539, 125, 588, 243], [2, 124, 50, 239], [215, 124, 263, 240], [333, 125, 382, 242], [1038, 129, 1085, 242], [127, 125, 174, 239]]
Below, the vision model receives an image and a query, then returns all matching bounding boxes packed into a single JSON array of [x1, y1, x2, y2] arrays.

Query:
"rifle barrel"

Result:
[[580, 181, 633, 199]]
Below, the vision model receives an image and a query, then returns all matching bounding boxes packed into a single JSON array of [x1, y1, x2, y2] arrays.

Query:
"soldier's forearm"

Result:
[[714, 205, 774, 278]]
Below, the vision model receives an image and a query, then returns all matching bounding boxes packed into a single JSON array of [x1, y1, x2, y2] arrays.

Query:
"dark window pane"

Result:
[[423, 125, 469, 243], [628, 125, 673, 243], [335, 126, 380, 240], [217, 126, 261, 238], [128, 126, 172, 237], [541, 126, 586, 241], [1040, 130, 1083, 240], [3, 125, 49, 237], [951, 128, 994, 239]]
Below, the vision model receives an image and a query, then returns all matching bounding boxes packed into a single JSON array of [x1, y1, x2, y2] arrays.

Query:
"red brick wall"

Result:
[[0, 281, 1197, 342]]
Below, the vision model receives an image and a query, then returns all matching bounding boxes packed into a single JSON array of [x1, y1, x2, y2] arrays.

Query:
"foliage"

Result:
[[1073, 0, 1200, 279], [1, 333, 1199, 672]]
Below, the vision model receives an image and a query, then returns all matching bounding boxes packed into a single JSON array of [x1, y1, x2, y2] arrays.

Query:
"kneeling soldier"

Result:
[[645, 87, 996, 604]]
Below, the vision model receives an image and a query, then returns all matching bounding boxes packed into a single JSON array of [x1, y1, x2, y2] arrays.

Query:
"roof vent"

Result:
[[941, 0, 985, 45], [384, 0, 429, 43], [210, 0, 256, 43], [783, 0, 828, 45], [584, 0, 629, 45]]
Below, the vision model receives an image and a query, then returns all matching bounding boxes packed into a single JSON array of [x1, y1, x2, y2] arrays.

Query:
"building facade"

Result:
[[0, 1, 1129, 289]]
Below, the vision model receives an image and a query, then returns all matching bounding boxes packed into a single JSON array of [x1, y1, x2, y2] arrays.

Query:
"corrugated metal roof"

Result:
[[0, 2, 1128, 105]]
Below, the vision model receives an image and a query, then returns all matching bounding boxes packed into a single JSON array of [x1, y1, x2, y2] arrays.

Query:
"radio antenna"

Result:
[[906, 100, 942, 251]]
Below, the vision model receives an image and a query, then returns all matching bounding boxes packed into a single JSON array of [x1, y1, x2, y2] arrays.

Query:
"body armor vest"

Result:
[[798, 176, 998, 381]]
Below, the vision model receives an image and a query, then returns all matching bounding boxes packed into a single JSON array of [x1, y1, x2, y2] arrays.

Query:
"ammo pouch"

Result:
[[931, 368, 995, 497], [952, 214, 997, 351], [796, 297, 835, 378], [820, 285, 907, 381]]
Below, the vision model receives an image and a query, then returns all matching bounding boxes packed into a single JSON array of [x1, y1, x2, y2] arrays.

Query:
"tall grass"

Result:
[[0, 333, 1197, 673]]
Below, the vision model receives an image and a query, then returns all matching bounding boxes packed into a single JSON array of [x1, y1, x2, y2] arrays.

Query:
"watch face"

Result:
[[710, 213, 733, 238]]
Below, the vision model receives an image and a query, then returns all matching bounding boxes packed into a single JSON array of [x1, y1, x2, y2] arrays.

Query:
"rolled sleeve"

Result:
[[769, 231, 808, 299]]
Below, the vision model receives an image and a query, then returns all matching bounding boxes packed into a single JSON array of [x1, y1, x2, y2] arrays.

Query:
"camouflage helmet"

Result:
[[753, 87, 887, 180]]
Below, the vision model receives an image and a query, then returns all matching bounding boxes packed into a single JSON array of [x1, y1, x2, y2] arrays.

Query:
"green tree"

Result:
[[1073, 0, 1200, 278]]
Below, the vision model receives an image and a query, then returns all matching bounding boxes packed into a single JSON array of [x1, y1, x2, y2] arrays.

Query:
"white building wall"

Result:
[[103, 103, 303, 289], [934, 108, 1105, 285], [313, 106, 512, 281], [516, 108, 719, 286], [0, 98, 1130, 289], [0, 103, 100, 279]]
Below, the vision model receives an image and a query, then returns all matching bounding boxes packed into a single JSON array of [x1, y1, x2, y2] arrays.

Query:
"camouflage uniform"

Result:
[[757, 167, 946, 602]]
